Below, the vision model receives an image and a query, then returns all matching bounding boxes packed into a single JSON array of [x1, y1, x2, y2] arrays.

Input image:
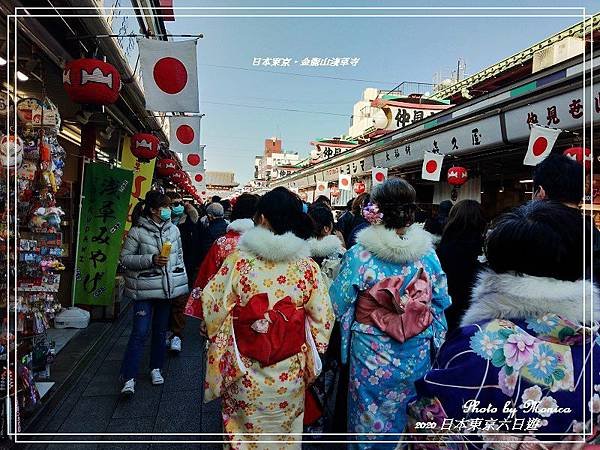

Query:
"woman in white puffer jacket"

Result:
[[119, 190, 188, 396]]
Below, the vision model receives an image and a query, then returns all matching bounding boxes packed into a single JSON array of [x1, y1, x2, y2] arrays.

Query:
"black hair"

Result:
[[255, 187, 314, 239], [231, 193, 259, 221], [220, 199, 232, 211], [308, 204, 334, 237], [441, 200, 487, 245], [352, 193, 370, 216], [211, 195, 222, 203], [346, 198, 354, 210], [485, 200, 584, 282], [371, 178, 417, 229], [314, 195, 332, 208], [533, 153, 584, 204], [131, 190, 170, 226], [166, 191, 182, 201]]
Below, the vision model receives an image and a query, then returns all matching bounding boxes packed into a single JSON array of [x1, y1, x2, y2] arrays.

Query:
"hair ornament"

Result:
[[362, 202, 383, 225]]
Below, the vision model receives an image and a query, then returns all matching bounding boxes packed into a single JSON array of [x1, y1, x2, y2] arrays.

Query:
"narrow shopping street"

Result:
[[25, 309, 222, 449]]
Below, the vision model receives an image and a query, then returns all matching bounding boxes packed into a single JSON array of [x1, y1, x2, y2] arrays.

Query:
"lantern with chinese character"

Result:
[[131, 133, 159, 162], [63, 58, 121, 105], [354, 181, 366, 194], [563, 147, 591, 171], [447, 166, 468, 186], [170, 169, 186, 185], [156, 158, 177, 177], [331, 186, 340, 198]]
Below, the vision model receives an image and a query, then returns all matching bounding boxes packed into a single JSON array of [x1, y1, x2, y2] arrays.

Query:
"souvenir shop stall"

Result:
[[0, 93, 68, 431]]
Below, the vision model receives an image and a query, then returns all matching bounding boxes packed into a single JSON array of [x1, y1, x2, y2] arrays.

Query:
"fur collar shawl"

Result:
[[308, 235, 344, 259], [356, 224, 433, 264], [462, 269, 600, 326], [227, 218, 255, 234], [237, 226, 310, 262]]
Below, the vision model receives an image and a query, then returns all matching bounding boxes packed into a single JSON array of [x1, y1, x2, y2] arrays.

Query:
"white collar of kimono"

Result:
[[356, 223, 433, 264], [308, 235, 344, 259], [462, 269, 600, 326], [227, 218, 255, 234], [237, 226, 310, 262]]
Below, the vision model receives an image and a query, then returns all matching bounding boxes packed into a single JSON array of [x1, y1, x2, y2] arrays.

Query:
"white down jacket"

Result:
[[120, 216, 189, 301]]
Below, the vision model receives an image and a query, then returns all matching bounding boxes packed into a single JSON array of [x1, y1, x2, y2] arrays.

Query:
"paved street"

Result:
[[25, 306, 223, 449]]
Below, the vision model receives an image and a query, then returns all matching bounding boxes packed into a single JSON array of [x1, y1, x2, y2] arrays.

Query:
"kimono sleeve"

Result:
[[424, 249, 452, 349], [304, 261, 335, 355], [201, 252, 246, 402], [194, 241, 222, 290], [328, 249, 361, 364]]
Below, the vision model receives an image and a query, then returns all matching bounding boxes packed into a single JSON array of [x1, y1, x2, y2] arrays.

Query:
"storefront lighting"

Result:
[[498, 187, 505, 193], [0, 57, 6, 66], [525, 191, 533, 194], [519, 179, 533, 183], [16, 71, 29, 82]]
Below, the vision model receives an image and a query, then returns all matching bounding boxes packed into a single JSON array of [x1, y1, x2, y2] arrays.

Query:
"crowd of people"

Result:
[[116, 152, 599, 449]]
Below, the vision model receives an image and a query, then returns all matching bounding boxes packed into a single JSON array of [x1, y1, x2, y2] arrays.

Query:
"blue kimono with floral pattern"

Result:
[[407, 271, 600, 449], [329, 224, 451, 449]]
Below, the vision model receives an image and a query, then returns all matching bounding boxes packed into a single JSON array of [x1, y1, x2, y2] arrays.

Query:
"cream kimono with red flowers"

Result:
[[201, 226, 334, 449]]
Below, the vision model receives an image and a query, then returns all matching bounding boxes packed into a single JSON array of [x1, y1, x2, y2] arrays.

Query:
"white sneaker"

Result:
[[170, 336, 182, 352], [121, 378, 135, 395], [150, 368, 164, 385]]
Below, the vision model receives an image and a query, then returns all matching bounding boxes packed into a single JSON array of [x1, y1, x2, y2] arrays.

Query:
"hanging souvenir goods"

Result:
[[0, 134, 23, 169], [354, 181, 366, 194], [130, 133, 160, 162], [16, 98, 61, 132], [563, 146, 592, 171], [447, 166, 468, 186], [155, 158, 178, 177], [63, 58, 121, 105]]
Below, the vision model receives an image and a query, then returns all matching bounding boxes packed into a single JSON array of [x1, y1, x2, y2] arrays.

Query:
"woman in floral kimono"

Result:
[[201, 187, 334, 449], [329, 178, 451, 449], [408, 201, 600, 449]]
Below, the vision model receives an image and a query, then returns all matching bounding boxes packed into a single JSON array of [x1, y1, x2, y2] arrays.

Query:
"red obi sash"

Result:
[[233, 293, 305, 367], [355, 268, 433, 343]]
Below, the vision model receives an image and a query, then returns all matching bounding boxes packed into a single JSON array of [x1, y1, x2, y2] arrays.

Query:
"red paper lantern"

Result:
[[331, 186, 340, 198], [131, 133, 159, 162], [563, 147, 591, 171], [447, 166, 468, 186], [170, 170, 186, 184], [354, 181, 366, 194], [63, 58, 121, 105], [156, 158, 177, 177]]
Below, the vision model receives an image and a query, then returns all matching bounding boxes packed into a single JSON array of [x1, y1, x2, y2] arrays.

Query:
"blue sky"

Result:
[[164, 1, 599, 183]]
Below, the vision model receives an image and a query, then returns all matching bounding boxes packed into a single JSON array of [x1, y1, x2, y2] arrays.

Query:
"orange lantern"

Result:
[[63, 58, 121, 105], [331, 186, 340, 198], [354, 181, 366, 194], [563, 147, 591, 171], [156, 158, 177, 177]]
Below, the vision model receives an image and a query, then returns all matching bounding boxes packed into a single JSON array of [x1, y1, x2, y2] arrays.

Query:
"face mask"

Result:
[[159, 207, 171, 221], [172, 205, 185, 216]]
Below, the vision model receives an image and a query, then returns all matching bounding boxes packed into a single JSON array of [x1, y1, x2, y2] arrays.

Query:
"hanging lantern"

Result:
[[331, 186, 340, 198], [170, 169, 187, 185], [131, 133, 159, 162], [447, 166, 468, 186], [563, 147, 591, 171], [63, 58, 121, 105], [156, 158, 177, 177], [0, 134, 23, 169], [354, 181, 366, 194]]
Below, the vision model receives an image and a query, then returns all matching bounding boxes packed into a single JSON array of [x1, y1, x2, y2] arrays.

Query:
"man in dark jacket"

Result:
[[197, 202, 228, 267]]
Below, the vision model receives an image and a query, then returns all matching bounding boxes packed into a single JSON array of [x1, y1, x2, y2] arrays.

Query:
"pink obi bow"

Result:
[[355, 267, 433, 343]]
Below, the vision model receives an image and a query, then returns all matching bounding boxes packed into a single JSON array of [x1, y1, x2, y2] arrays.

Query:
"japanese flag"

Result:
[[191, 171, 206, 190], [523, 124, 562, 166], [181, 145, 205, 171], [315, 181, 329, 196], [421, 152, 445, 181], [339, 173, 352, 190], [372, 167, 388, 186], [138, 38, 199, 112], [170, 116, 201, 154]]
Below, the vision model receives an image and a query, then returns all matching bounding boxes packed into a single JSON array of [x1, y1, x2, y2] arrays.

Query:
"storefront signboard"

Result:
[[121, 136, 157, 233], [74, 162, 133, 306]]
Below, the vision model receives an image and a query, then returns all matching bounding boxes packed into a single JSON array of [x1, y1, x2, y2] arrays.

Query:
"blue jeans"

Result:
[[120, 299, 170, 380]]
